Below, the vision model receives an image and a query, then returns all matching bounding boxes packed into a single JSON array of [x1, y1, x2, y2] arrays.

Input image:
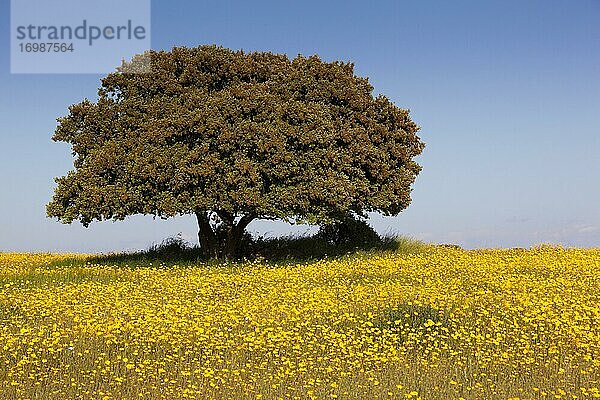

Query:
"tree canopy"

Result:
[[47, 45, 425, 258]]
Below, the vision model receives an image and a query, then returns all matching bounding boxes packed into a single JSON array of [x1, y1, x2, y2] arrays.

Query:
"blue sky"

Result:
[[0, 0, 599, 252]]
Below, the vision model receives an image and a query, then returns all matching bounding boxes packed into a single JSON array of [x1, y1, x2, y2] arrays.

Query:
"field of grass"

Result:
[[1, 247, 600, 399]]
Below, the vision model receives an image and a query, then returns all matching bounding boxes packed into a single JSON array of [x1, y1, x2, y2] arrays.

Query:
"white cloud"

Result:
[[575, 225, 598, 234]]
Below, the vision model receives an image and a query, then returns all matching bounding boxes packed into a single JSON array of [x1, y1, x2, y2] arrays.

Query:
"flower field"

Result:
[[1, 247, 599, 399]]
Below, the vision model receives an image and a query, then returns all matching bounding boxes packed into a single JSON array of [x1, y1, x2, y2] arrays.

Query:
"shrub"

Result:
[[316, 215, 381, 248]]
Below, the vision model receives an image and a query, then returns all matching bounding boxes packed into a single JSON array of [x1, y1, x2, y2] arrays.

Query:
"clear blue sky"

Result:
[[1, 0, 599, 252]]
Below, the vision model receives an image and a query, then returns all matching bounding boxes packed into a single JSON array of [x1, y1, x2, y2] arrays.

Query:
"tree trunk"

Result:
[[195, 211, 218, 259], [224, 227, 240, 260], [220, 212, 256, 260], [196, 210, 256, 259]]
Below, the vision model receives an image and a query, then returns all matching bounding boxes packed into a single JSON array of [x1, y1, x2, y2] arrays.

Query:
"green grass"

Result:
[[386, 235, 433, 254], [44, 233, 432, 269]]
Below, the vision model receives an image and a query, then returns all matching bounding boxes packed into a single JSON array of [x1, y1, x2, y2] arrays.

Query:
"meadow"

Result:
[[1, 246, 599, 399]]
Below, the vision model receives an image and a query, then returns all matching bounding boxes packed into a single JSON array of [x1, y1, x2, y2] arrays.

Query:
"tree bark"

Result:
[[195, 211, 218, 259], [195, 210, 256, 259], [222, 213, 255, 259]]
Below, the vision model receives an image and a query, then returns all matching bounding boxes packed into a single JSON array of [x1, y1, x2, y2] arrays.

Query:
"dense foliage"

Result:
[[47, 45, 425, 258], [316, 214, 381, 248]]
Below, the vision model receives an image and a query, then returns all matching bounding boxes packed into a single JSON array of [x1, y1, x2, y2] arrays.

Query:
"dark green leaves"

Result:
[[47, 45, 425, 227]]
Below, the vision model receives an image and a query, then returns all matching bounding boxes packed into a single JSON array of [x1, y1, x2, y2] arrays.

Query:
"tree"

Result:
[[47, 45, 425, 259]]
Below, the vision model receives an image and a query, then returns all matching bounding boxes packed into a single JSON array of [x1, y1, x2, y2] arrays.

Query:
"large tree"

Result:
[[47, 45, 425, 259]]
